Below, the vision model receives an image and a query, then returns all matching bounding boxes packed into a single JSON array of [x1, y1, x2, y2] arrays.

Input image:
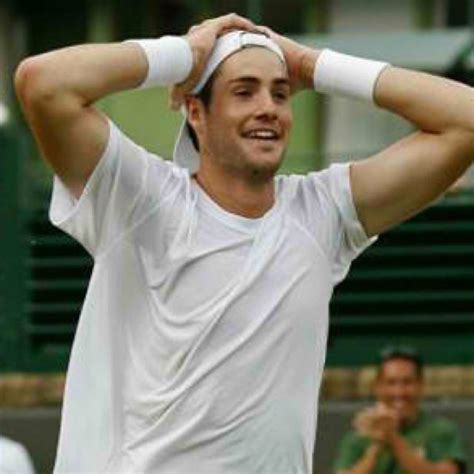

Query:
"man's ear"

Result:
[[373, 375, 382, 398], [186, 96, 205, 133]]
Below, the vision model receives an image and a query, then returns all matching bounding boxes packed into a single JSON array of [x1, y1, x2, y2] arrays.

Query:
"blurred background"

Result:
[[1, 0, 474, 472]]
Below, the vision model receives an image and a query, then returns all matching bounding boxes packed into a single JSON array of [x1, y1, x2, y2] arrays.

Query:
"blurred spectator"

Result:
[[0, 435, 35, 474], [332, 346, 466, 474]]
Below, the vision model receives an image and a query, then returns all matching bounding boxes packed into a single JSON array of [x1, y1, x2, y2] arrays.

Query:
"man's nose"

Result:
[[255, 90, 278, 118], [392, 384, 408, 397]]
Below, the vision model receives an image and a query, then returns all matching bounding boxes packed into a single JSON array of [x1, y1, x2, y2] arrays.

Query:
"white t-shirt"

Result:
[[50, 119, 376, 473], [0, 436, 35, 474]]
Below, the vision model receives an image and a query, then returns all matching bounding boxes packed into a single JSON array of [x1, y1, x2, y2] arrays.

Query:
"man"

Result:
[[14, 12, 474, 473], [333, 347, 467, 474]]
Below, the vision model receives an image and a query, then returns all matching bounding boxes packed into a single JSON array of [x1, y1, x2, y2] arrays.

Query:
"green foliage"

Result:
[[98, 87, 182, 159]]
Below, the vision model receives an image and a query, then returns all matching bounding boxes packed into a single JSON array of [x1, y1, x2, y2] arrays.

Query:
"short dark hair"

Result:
[[377, 345, 424, 379], [187, 69, 219, 152]]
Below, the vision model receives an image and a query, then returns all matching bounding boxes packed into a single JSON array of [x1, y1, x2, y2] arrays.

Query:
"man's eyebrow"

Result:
[[228, 76, 290, 87], [273, 78, 291, 87]]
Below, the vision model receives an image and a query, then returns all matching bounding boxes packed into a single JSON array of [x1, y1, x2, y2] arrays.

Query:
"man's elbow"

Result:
[[448, 87, 474, 137], [15, 55, 61, 109], [15, 57, 40, 102], [443, 126, 474, 158]]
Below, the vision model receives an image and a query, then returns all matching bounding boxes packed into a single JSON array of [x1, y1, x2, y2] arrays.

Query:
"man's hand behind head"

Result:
[[169, 14, 258, 110], [255, 26, 318, 93]]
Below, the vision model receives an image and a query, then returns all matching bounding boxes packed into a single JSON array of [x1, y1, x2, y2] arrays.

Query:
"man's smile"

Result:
[[242, 128, 281, 141]]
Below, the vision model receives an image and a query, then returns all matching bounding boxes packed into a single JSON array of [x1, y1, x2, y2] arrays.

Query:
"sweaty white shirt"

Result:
[[0, 436, 35, 474], [50, 119, 375, 473]]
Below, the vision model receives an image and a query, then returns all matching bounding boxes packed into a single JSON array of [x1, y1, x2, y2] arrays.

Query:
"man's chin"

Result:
[[250, 156, 283, 178], [218, 142, 287, 181], [245, 147, 285, 172]]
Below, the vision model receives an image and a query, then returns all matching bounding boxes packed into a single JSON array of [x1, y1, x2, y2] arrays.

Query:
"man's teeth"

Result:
[[246, 130, 278, 139], [393, 401, 406, 408]]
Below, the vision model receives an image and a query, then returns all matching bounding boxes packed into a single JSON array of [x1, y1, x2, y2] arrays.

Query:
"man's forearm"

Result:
[[299, 47, 474, 137], [389, 433, 458, 474], [15, 42, 148, 106], [338, 443, 381, 474], [374, 66, 474, 135]]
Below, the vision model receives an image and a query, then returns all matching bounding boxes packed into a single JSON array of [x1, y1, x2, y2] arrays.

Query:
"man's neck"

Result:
[[194, 165, 275, 219], [401, 409, 422, 430]]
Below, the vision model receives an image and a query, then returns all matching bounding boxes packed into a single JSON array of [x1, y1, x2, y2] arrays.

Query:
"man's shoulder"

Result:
[[110, 118, 186, 177], [276, 169, 327, 202], [418, 411, 461, 437], [276, 164, 352, 221], [277, 163, 351, 193]]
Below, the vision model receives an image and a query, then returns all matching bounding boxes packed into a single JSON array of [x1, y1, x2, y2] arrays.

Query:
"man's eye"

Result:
[[235, 89, 251, 96], [274, 91, 289, 101]]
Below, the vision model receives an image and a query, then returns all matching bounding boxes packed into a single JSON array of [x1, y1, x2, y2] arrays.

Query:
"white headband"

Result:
[[173, 30, 286, 173]]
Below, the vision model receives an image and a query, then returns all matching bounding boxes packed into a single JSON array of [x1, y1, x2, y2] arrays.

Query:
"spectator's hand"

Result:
[[169, 14, 258, 110], [256, 26, 317, 93], [354, 404, 400, 443]]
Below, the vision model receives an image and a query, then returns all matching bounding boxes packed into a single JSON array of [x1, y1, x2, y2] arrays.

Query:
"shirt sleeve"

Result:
[[300, 162, 378, 285], [49, 118, 182, 258], [429, 421, 467, 473], [332, 431, 367, 471]]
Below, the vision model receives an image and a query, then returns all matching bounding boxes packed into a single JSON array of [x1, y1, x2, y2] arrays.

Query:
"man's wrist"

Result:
[[384, 429, 401, 448], [124, 36, 193, 89], [368, 441, 383, 455], [312, 49, 390, 103], [299, 48, 321, 90]]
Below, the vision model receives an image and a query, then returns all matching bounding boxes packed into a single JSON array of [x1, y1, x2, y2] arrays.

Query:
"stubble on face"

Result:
[[197, 48, 293, 185], [203, 132, 289, 184]]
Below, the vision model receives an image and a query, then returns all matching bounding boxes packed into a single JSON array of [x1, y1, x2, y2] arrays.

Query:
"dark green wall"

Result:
[[0, 127, 28, 371]]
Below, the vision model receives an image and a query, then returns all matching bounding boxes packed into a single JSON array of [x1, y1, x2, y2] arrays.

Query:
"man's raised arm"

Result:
[[351, 66, 474, 237], [262, 28, 474, 237], [14, 14, 256, 199], [14, 43, 148, 197]]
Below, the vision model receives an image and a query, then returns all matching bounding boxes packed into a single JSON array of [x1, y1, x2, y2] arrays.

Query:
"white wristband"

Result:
[[313, 49, 389, 103], [125, 36, 193, 89]]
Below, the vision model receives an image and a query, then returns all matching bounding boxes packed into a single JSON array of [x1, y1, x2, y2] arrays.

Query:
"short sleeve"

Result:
[[298, 163, 377, 285], [332, 431, 366, 471], [429, 421, 467, 472], [49, 118, 182, 258]]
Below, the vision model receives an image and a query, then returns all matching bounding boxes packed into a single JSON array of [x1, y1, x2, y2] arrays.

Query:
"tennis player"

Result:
[[15, 13, 474, 473]]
